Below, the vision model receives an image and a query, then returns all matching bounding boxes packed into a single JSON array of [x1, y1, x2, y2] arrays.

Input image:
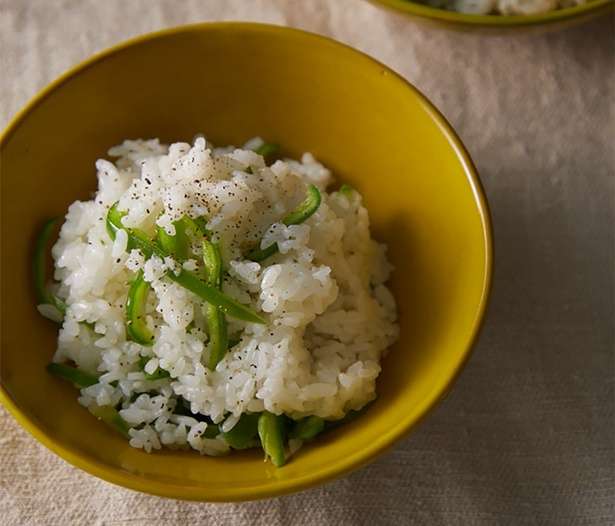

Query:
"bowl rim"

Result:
[[0, 21, 493, 502], [369, 0, 614, 26]]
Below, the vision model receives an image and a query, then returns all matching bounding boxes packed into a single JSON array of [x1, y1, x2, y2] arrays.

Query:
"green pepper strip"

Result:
[[203, 423, 220, 438], [46, 363, 99, 388], [89, 405, 131, 439], [182, 216, 211, 238], [106, 204, 264, 324], [206, 306, 227, 370], [227, 336, 242, 349], [106, 203, 166, 260], [137, 356, 170, 381], [157, 220, 189, 261], [33, 218, 67, 318], [168, 270, 264, 324], [248, 184, 321, 262], [254, 142, 279, 160], [338, 183, 355, 197], [202, 240, 222, 289], [203, 240, 229, 370], [245, 243, 279, 263], [282, 184, 322, 226], [222, 413, 260, 449], [158, 215, 211, 262], [126, 271, 155, 346], [258, 411, 286, 467], [290, 415, 325, 441]]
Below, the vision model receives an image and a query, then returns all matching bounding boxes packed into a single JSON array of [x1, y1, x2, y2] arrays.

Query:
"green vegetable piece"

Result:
[[126, 271, 155, 346], [206, 304, 228, 370], [202, 240, 229, 369], [228, 335, 242, 349], [168, 270, 265, 324], [106, 203, 166, 259], [181, 216, 211, 238], [247, 242, 279, 263], [254, 142, 279, 160], [247, 185, 321, 263], [258, 411, 286, 467], [157, 220, 189, 261], [89, 405, 131, 439], [282, 184, 322, 226], [338, 183, 355, 197], [156, 226, 176, 255], [137, 356, 170, 380], [203, 423, 220, 439], [46, 363, 99, 388], [105, 202, 125, 240], [290, 416, 325, 441], [202, 240, 222, 288], [33, 218, 66, 320], [106, 203, 264, 324], [222, 413, 260, 449], [130, 228, 167, 259]]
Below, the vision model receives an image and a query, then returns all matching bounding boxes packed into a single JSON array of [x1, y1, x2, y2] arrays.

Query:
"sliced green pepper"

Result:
[[227, 335, 242, 349], [181, 215, 211, 239], [258, 411, 286, 467], [290, 415, 325, 441], [206, 305, 228, 370], [247, 184, 321, 262], [89, 404, 131, 439], [222, 413, 260, 449], [203, 423, 220, 438], [203, 240, 229, 369], [46, 363, 99, 388], [137, 356, 170, 380], [126, 271, 154, 346], [106, 203, 166, 259], [338, 183, 355, 197], [246, 243, 279, 263], [158, 215, 211, 262], [157, 220, 189, 261], [282, 184, 322, 226], [202, 240, 223, 289], [106, 203, 264, 324], [33, 218, 66, 320], [105, 202, 125, 240], [253, 142, 279, 161], [168, 270, 265, 324]]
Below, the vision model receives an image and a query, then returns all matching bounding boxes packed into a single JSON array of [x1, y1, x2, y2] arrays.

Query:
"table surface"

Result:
[[1, 1, 613, 524]]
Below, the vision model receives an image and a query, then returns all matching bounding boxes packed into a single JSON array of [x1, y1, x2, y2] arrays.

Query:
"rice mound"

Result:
[[50, 136, 399, 455]]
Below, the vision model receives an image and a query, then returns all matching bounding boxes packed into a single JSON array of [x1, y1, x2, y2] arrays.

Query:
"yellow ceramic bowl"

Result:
[[370, 0, 614, 30], [0, 23, 492, 501]]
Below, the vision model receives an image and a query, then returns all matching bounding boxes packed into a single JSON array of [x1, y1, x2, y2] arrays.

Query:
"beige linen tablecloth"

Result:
[[1, 1, 613, 524]]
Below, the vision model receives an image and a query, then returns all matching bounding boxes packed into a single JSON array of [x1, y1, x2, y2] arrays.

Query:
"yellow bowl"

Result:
[[370, 0, 614, 30], [0, 23, 492, 501]]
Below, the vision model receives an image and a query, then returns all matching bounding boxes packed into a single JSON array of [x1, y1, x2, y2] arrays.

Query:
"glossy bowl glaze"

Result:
[[369, 0, 614, 31], [0, 23, 492, 501]]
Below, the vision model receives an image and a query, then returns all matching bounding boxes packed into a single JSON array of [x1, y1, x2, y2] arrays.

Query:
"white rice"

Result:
[[50, 136, 399, 455], [424, 0, 588, 14]]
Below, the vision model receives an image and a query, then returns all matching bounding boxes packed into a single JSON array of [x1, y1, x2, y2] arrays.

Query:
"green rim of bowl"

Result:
[[370, 0, 614, 26], [0, 22, 493, 501]]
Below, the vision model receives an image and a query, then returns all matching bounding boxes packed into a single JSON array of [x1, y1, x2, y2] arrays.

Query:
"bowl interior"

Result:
[[0, 24, 490, 501]]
